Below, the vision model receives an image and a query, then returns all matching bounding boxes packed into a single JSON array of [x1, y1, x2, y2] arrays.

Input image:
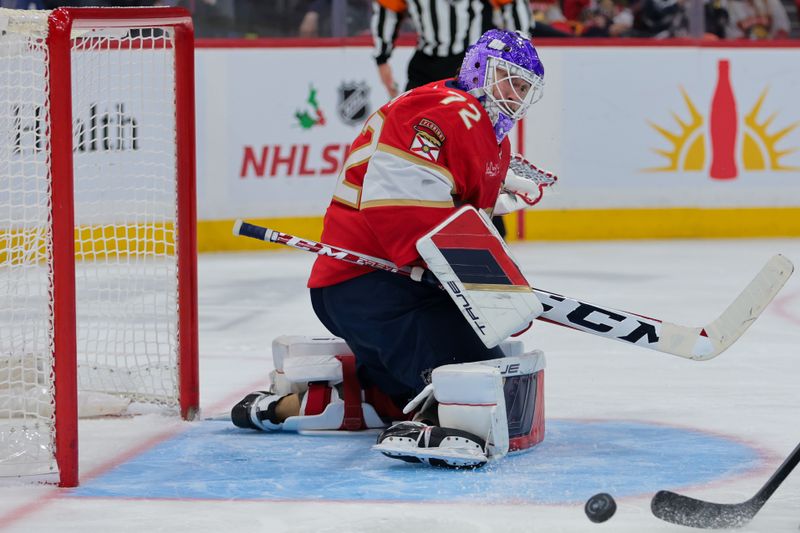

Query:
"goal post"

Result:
[[0, 7, 198, 488]]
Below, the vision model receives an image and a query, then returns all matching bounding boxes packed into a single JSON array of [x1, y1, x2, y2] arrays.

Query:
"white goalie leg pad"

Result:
[[373, 350, 545, 467], [477, 350, 546, 452], [433, 362, 509, 459], [266, 335, 387, 431], [269, 335, 351, 395], [416, 206, 543, 348], [373, 364, 505, 467]]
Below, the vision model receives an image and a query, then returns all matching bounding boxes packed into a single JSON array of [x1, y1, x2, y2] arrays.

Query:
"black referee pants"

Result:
[[405, 51, 465, 91]]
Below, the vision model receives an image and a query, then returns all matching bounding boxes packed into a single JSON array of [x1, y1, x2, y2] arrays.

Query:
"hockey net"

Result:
[[0, 7, 198, 486]]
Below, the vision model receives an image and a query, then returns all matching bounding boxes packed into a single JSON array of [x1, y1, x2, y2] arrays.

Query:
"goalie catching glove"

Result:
[[494, 154, 557, 215]]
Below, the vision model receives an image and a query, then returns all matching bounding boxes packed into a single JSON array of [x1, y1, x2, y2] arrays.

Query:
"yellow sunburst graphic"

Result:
[[645, 86, 800, 175], [645, 87, 705, 172], [743, 89, 800, 171]]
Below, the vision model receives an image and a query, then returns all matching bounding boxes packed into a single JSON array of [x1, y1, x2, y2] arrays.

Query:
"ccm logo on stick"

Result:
[[543, 297, 659, 346]]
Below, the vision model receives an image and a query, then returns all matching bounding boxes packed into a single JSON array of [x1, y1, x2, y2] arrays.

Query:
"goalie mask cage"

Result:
[[0, 7, 198, 487]]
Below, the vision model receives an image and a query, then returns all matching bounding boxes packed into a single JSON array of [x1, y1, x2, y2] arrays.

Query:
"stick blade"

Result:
[[659, 254, 794, 360], [651, 490, 757, 529]]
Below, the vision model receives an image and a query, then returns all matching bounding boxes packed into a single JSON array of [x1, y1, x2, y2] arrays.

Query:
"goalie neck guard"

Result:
[[455, 29, 544, 143]]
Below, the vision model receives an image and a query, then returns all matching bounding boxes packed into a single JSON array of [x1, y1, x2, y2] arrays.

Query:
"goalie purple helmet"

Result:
[[455, 29, 544, 142]]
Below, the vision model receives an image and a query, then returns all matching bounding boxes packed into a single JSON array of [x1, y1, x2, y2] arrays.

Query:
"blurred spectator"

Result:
[[297, 0, 372, 37], [563, 0, 592, 20], [796, 0, 800, 37], [12, 0, 786, 40], [298, 0, 322, 36], [39, 0, 156, 5], [159, 0, 234, 38], [529, 2, 575, 35], [0, 0, 42, 6], [705, 0, 730, 38], [234, 0, 308, 38], [630, 0, 687, 37], [531, 1, 568, 29], [580, 0, 634, 36], [725, 0, 790, 38]]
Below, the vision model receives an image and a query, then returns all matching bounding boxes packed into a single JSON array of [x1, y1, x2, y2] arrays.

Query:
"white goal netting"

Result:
[[0, 8, 185, 479]]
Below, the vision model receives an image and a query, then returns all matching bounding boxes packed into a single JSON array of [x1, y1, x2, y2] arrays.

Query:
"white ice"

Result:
[[1, 238, 799, 532]]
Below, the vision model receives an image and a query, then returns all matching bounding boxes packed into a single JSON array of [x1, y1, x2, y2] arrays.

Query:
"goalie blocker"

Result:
[[231, 336, 545, 467], [416, 206, 543, 348]]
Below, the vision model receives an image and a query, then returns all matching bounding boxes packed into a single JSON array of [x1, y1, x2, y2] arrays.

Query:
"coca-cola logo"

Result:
[[645, 59, 799, 180]]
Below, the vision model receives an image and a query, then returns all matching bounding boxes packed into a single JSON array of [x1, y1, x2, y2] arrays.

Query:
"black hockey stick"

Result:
[[651, 440, 800, 528], [233, 220, 794, 361]]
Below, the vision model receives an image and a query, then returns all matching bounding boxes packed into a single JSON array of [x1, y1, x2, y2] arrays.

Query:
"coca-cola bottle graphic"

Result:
[[709, 59, 738, 180]]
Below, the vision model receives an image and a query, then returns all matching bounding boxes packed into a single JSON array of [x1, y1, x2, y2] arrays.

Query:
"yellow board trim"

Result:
[[199, 216, 325, 253], [7, 207, 793, 260], [503, 207, 800, 242], [1, 223, 175, 264], [192, 207, 800, 252]]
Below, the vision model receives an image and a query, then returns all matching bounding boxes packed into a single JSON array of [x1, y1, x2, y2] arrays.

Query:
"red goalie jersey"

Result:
[[308, 80, 511, 288]]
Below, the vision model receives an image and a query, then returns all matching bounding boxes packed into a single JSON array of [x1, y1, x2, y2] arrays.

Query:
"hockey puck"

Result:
[[585, 492, 617, 523]]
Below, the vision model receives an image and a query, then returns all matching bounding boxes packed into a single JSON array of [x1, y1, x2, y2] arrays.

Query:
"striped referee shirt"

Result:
[[371, 0, 533, 64]]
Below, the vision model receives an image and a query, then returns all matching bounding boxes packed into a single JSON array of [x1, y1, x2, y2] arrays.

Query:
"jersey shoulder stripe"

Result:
[[360, 147, 456, 210]]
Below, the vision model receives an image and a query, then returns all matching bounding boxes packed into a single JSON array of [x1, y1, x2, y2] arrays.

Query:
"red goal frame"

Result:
[[45, 7, 198, 488]]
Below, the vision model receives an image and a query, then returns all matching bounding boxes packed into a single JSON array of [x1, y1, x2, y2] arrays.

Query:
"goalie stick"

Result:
[[651, 440, 800, 528], [233, 220, 793, 361]]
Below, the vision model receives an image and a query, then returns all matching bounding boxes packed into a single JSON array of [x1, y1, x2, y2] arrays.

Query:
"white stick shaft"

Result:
[[233, 220, 793, 361]]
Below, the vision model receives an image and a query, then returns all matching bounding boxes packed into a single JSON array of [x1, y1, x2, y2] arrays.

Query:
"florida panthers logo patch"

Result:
[[410, 118, 445, 162]]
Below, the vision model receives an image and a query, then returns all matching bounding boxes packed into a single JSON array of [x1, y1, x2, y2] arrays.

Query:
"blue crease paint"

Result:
[[70, 420, 760, 504]]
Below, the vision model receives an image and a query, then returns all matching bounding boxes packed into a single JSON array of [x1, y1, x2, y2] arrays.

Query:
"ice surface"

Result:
[[1, 238, 799, 532]]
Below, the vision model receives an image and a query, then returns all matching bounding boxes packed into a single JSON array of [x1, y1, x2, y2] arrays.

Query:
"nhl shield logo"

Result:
[[338, 81, 370, 125]]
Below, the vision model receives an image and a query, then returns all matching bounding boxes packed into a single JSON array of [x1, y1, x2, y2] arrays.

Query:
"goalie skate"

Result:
[[231, 391, 285, 431], [374, 421, 488, 469]]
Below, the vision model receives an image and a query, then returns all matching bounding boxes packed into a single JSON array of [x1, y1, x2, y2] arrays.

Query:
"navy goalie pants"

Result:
[[310, 270, 504, 405]]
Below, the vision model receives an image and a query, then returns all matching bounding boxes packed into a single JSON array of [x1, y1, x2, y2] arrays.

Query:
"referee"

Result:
[[371, 0, 536, 237], [371, 0, 535, 97]]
